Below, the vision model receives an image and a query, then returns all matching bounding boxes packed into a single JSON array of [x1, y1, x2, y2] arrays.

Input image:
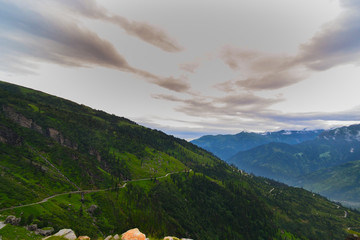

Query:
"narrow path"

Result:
[[344, 210, 348, 218], [27, 144, 81, 191], [269, 188, 274, 194], [0, 171, 181, 212]]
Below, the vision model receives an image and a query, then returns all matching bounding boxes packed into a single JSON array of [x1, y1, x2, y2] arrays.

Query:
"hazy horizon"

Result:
[[1, 0, 360, 140]]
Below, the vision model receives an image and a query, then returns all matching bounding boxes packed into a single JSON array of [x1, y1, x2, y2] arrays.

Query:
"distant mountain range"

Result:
[[191, 129, 323, 160], [193, 125, 360, 207]]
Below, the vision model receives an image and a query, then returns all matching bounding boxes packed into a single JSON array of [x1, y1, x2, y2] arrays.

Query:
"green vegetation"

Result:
[[0, 80, 360, 240], [299, 160, 360, 207], [228, 125, 360, 205], [0, 224, 42, 240]]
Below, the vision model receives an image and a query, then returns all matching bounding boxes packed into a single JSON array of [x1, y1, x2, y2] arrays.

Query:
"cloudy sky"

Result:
[[1, 0, 360, 140]]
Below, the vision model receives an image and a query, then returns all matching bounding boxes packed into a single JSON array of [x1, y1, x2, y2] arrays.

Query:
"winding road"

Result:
[[0, 171, 182, 212]]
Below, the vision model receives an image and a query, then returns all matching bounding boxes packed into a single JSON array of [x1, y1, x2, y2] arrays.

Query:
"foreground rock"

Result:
[[0, 221, 6, 230], [36, 227, 54, 236], [78, 236, 91, 240], [104, 234, 120, 240], [43, 228, 77, 240], [4, 215, 21, 226], [164, 237, 193, 240], [121, 228, 146, 240]]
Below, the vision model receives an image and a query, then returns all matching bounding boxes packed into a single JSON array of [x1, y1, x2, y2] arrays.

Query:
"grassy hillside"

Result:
[[229, 131, 360, 181], [298, 160, 360, 207], [0, 80, 360, 240]]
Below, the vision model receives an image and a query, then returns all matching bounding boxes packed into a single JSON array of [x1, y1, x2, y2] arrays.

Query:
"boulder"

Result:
[[104, 234, 120, 240], [26, 224, 38, 231], [87, 205, 98, 215], [4, 215, 21, 225], [35, 227, 54, 236], [44, 228, 77, 240], [78, 236, 91, 240], [121, 228, 146, 240]]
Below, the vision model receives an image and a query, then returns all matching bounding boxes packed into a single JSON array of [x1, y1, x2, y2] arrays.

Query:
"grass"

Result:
[[110, 147, 185, 179], [0, 224, 42, 240]]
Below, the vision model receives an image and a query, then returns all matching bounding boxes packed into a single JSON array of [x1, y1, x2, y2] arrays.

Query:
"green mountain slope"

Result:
[[191, 130, 322, 160], [298, 160, 360, 208], [0, 80, 360, 240], [229, 125, 360, 205]]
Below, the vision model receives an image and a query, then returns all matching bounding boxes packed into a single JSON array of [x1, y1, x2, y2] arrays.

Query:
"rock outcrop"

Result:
[[87, 204, 98, 215], [121, 228, 146, 240], [46, 128, 78, 150], [4, 215, 21, 225], [0, 125, 22, 145], [35, 227, 54, 236], [43, 228, 77, 240], [2, 105, 42, 134], [104, 235, 120, 240], [2, 105, 79, 149], [26, 224, 38, 231]]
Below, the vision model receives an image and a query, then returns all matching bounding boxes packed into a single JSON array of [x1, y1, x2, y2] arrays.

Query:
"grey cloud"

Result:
[[131, 68, 190, 92], [220, 46, 303, 91], [0, 1, 130, 70], [220, 2, 360, 91], [153, 93, 282, 118], [236, 71, 306, 91], [179, 62, 200, 73], [266, 106, 360, 123], [295, 7, 360, 70], [108, 16, 183, 53], [55, 0, 183, 52], [220, 46, 259, 70], [0, 1, 189, 92]]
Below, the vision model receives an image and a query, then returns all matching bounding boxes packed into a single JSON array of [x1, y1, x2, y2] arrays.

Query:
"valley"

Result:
[[192, 124, 360, 209], [0, 81, 360, 240]]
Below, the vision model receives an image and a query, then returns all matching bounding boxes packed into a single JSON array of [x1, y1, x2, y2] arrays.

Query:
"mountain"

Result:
[[229, 124, 360, 205], [0, 81, 360, 240], [298, 159, 360, 208], [191, 129, 323, 160]]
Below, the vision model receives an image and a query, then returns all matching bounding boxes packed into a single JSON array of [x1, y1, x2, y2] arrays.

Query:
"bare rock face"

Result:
[[121, 228, 146, 240], [4, 215, 21, 225], [43, 228, 77, 240], [47, 128, 64, 145], [35, 227, 54, 236], [2, 105, 42, 134], [46, 128, 78, 149]]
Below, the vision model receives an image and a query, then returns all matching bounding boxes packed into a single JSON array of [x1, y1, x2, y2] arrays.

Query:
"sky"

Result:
[[1, 0, 360, 140]]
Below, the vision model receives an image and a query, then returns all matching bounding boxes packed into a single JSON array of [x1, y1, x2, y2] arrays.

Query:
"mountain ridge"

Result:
[[1, 80, 360, 239], [191, 129, 323, 160]]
